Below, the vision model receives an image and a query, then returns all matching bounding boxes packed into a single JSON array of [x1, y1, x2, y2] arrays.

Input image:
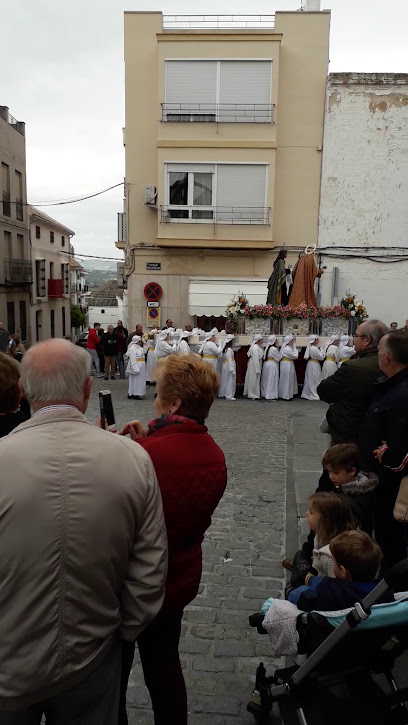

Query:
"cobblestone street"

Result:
[[87, 378, 327, 724]]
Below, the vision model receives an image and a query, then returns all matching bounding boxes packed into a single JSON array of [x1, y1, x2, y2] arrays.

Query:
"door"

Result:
[[19, 300, 27, 342], [36, 310, 42, 342], [7, 301, 15, 334]]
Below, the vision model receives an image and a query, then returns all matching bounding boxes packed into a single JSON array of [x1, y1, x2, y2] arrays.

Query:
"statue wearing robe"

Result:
[[267, 251, 288, 305], [289, 252, 319, 308]]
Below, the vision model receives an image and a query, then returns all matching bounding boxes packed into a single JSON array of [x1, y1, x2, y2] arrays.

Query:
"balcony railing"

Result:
[[161, 103, 275, 124], [16, 197, 24, 221], [161, 205, 270, 225], [4, 259, 33, 285], [2, 191, 11, 217], [163, 14, 275, 29]]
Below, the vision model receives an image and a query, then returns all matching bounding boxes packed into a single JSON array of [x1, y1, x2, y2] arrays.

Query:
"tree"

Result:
[[71, 304, 86, 330]]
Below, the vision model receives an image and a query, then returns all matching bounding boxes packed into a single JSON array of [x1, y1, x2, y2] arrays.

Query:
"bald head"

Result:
[[20, 339, 92, 413]]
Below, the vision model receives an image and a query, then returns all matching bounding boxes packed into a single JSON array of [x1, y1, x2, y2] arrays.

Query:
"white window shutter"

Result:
[[219, 61, 272, 122], [165, 61, 217, 115], [216, 165, 267, 223]]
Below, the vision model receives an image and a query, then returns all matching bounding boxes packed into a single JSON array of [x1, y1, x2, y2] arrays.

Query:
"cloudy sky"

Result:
[[2, 0, 407, 259]]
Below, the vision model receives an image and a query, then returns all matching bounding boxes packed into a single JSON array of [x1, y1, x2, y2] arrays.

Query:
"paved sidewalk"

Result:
[[86, 380, 327, 724]]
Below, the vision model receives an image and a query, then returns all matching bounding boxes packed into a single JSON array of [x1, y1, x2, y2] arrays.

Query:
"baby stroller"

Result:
[[247, 558, 408, 724]]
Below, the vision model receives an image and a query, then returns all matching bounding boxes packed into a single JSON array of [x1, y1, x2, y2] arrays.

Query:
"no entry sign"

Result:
[[147, 306, 160, 328], [144, 282, 162, 302]]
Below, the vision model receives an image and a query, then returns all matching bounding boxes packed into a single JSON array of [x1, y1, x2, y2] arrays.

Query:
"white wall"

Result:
[[318, 74, 408, 325], [87, 297, 127, 329]]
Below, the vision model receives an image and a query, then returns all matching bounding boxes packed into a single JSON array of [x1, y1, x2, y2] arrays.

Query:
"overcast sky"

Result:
[[2, 0, 407, 259]]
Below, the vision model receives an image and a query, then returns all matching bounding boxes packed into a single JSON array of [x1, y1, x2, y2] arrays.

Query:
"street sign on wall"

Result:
[[146, 262, 161, 271], [144, 282, 162, 302], [147, 306, 160, 328]]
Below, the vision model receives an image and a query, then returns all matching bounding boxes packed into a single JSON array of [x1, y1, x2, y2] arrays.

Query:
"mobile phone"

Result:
[[99, 390, 116, 431]]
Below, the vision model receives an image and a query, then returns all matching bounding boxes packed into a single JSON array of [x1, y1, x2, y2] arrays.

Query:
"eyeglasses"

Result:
[[353, 333, 368, 339]]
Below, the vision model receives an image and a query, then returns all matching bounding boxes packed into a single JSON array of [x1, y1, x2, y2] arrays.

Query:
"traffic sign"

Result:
[[147, 306, 160, 328], [144, 282, 162, 302]]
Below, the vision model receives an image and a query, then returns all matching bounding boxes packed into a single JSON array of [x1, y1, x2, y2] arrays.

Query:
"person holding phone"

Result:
[[118, 353, 227, 725]]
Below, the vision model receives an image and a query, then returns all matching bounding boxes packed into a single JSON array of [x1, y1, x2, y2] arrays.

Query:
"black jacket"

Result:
[[359, 367, 408, 481], [0, 410, 28, 438], [317, 348, 381, 444], [101, 331, 117, 356], [296, 576, 393, 612]]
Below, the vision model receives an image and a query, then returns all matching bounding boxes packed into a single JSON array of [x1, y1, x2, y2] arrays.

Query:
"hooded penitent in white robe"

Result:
[[321, 337, 339, 380], [126, 337, 148, 397], [244, 336, 264, 400], [278, 336, 299, 400], [219, 336, 236, 400], [261, 336, 282, 400], [301, 336, 324, 401], [145, 340, 157, 383], [337, 335, 355, 367], [199, 329, 223, 372], [155, 329, 176, 361]]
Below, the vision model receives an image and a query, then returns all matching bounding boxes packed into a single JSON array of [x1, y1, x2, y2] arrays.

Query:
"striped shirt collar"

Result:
[[33, 404, 79, 418]]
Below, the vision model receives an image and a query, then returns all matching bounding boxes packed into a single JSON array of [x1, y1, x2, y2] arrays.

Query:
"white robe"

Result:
[[177, 339, 190, 355], [261, 346, 282, 400], [155, 340, 176, 360], [219, 348, 236, 399], [202, 341, 222, 372], [145, 346, 157, 382], [126, 344, 147, 397], [278, 345, 299, 400], [321, 345, 339, 380], [301, 345, 324, 401], [338, 345, 355, 367], [244, 344, 264, 399]]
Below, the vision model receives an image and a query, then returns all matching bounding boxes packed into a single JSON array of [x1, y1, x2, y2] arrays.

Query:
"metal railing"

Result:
[[16, 197, 23, 221], [161, 205, 270, 225], [163, 14, 275, 29], [162, 103, 275, 123], [4, 259, 33, 285], [2, 191, 11, 217]]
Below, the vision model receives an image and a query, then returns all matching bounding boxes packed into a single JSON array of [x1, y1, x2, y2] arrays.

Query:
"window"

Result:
[[15, 171, 23, 220], [50, 231, 55, 243], [164, 60, 272, 123], [4, 230, 12, 259], [61, 235, 65, 247], [49, 262, 54, 279], [7, 301, 15, 335], [35, 259, 46, 297], [50, 310, 55, 338], [62, 306, 66, 337], [19, 301, 27, 342], [35, 225, 41, 239], [36, 310, 42, 342], [1, 162, 11, 216], [17, 234, 24, 260], [164, 163, 268, 224]]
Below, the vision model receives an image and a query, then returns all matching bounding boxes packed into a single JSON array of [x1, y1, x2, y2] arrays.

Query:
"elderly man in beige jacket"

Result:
[[0, 339, 167, 723]]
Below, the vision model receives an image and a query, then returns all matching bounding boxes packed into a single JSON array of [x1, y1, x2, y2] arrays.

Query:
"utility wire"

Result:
[[8, 182, 124, 207]]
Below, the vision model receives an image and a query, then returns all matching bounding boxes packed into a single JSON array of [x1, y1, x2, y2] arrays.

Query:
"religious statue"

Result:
[[267, 249, 289, 305], [288, 244, 323, 308]]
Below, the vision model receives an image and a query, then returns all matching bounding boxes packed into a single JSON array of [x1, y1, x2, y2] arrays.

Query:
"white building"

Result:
[[318, 73, 408, 326], [29, 207, 73, 341], [70, 256, 88, 309]]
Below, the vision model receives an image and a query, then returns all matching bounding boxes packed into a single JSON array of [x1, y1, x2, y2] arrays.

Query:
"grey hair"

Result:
[[361, 319, 388, 348], [21, 339, 91, 407]]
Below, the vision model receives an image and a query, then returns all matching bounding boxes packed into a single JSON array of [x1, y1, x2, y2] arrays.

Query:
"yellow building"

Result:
[[119, 6, 330, 329]]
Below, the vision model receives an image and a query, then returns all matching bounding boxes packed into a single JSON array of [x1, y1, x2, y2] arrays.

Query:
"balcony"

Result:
[[162, 103, 275, 124], [16, 197, 24, 221], [48, 279, 64, 299], [2, 191, 11, 217], [162, 14, 275, 29], [4, 259, 33, 285], [161, 205, 270, 225]]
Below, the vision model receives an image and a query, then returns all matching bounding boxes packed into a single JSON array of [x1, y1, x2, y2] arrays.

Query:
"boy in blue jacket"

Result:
[[288, 530, 393, 611]]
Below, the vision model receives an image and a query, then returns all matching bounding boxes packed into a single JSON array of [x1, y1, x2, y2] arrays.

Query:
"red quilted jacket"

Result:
[[137, 419, 227, 612]]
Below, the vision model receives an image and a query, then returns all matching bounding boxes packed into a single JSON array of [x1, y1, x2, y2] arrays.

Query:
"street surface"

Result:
[[87, 376, 328, 724]]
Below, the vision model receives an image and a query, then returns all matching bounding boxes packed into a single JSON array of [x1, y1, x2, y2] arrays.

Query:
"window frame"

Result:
[[50, 230, 55, 244], [166, 168, 215, 222], [35, 225, 41, 239]]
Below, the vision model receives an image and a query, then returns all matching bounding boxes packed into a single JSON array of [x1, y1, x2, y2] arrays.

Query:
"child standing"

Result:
[[301, 335, 324, 401], [322, 444, 378, 535], [126, 335, 149, 399], [261, 335, 282, 400], [244, 335, 264, 400], [321, 335, 339, 380]]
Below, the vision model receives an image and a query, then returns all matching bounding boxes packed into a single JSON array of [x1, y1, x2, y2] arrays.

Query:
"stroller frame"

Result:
[[247, 558, 408, 724]]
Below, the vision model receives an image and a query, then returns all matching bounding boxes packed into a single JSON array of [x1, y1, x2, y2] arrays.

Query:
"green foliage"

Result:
[[71, 304, 86, 330]]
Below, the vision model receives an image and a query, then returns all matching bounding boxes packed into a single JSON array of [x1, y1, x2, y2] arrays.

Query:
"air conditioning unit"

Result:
[[144, 186, 158, 207]]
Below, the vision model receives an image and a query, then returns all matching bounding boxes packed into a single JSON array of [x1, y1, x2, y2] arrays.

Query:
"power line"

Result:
[[8, 182, 124, 207]]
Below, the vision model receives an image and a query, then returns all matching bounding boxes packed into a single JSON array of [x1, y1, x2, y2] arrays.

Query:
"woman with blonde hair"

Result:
[[118, 353, 227, 725]]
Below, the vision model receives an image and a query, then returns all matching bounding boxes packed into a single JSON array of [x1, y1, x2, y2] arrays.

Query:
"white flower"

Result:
[[351, 311, 356, 317]]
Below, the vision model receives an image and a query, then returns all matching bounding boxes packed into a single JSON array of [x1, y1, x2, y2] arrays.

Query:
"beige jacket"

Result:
[[0, 408, 167, 709]]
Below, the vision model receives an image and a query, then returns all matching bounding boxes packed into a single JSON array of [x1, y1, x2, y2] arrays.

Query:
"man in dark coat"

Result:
[[359, 329, 408, 569], [317, 319, 388, 446]]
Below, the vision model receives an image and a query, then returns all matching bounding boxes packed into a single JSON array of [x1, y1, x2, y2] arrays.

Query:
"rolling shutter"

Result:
[[165, 61, 217, 119], [219, 61, 272, 122], [216, 165, 267, 223]]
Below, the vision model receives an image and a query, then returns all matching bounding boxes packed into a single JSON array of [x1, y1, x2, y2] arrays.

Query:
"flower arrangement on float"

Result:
[[225, 292, 249, 332], [242, 303, 353, 320], [340, 291, 368, 320]]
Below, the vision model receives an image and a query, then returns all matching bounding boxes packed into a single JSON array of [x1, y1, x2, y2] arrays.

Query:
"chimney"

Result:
[[305, 0, 321, 9]]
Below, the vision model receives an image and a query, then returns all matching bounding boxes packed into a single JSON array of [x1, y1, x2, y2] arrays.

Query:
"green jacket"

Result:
[[317, 348, 381, 445]]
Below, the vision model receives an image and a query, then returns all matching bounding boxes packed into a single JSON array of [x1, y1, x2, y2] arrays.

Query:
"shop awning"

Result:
[[188, 277, 268, 316]]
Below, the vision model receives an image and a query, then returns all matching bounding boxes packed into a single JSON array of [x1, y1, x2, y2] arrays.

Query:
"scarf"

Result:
[[147, 413, 205, 435]]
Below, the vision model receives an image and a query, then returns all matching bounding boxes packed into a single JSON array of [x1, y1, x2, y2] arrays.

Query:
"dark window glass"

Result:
[[169, 172, 188, 205], [50, 310, 55, 338], [19, 301, 27, 341]]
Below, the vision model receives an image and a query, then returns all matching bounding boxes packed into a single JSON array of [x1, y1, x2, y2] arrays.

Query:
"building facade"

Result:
[[0, 106, 32, 343], [70, 256, 88, 309], [120, 6, 330, 330], [318, 73, 408, 324], [29, 207, 73, 342]]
